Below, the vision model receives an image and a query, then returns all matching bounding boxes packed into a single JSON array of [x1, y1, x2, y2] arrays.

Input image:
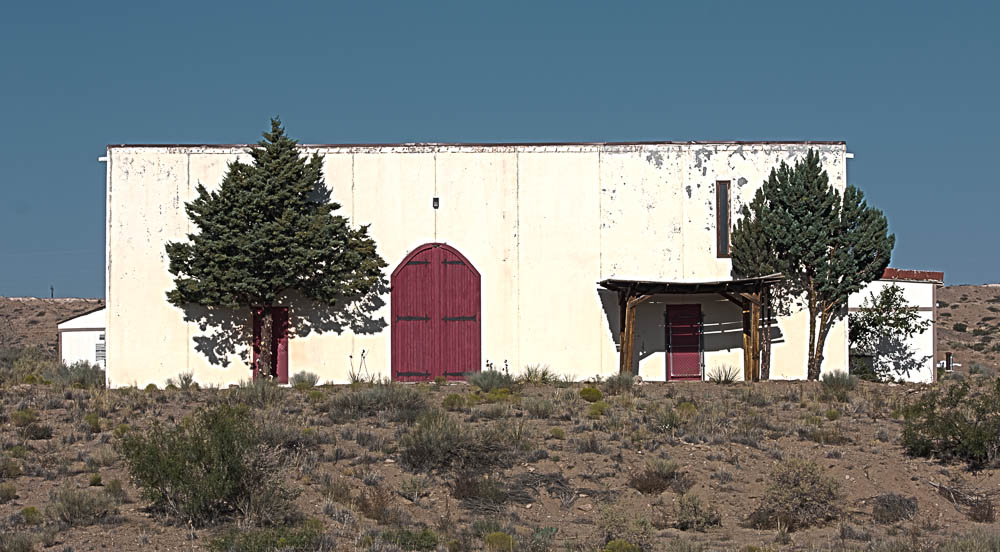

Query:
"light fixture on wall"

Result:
[[433, 197, 439, 209]]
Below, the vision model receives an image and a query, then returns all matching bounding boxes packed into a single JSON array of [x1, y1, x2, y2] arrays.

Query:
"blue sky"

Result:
[[0, 1, 995, 297]]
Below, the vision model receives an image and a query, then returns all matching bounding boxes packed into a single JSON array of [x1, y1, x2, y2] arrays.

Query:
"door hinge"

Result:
[[396, 315, 430, 322], [443, 316, 476, 322]]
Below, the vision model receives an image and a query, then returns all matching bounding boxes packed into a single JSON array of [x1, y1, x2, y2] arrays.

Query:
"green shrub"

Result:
[[674, 494, 721, 531], [47, 361, 106, 388], [442, 393, 466, 411], [747, 459, 840, 531], [45, 486, 113, 527], [380, 528, 438, 550], [20, 506, 43, 525], [579, 387, 603, 403], [83, 412, 101, 433], [953, 322, 968, 332], [89, 473, 103, 487], [0, 346, 60, 385], [0, 456, 21, 479], [11, 409, 39, 428], [602, 540, 640, 552], [290, 371, 320, 390], [820, 370, 857, 402], [825, 408, 841, 421], [329, 381, 427, 423], [483, 532, 515, 551], [587, 400, 609, 418], [0, 482, 16, 504], [209, 519, 326, 552], [103, 479, 128, 505], [902, 379, 1000, 469], [118, 404, 297, 526], [467, 370, 515, 393], [144, 383, 158, 392], [628, 459, 691, 494], [0, 531, 33, 552]]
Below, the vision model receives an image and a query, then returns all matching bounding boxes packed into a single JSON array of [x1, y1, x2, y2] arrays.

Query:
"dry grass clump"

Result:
[[329, 381, 427, 423], [46, 485, 116, 527]]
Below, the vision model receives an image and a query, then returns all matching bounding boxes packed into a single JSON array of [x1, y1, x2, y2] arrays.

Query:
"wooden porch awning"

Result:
[[598, 274, 782, 382]]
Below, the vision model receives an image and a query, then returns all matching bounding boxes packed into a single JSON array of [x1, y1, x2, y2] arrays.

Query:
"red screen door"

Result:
[[252, 307, 289, 384], [391, 243, 481, 382], [666, 305, 702, 380]]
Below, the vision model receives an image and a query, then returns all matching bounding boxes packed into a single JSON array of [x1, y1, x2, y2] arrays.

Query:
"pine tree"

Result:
[[165, 119, 387, 378], [731, 150, 894, 380]]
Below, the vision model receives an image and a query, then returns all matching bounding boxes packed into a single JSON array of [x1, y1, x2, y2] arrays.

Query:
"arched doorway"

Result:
[[391, 243, 481, 382]]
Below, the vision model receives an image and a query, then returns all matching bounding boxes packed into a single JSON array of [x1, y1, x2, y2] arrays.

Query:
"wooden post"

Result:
[[623, 299, 638, 374], [760, 284, 772, 380], [749, 294, 761, 382], [742, 298, 752, 381]]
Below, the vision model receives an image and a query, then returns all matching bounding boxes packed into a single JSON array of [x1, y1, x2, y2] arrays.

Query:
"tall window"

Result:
[[716, 180, 731, 257]]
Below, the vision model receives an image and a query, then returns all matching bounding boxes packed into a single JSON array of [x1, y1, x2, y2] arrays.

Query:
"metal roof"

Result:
[[598, 274, 783, 295]]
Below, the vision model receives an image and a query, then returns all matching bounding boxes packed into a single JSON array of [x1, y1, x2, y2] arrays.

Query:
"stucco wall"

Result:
[[106, 142, 849, 387]]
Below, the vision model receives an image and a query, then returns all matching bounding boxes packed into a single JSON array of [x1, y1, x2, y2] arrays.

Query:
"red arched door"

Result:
[[391, 243, 481, 382]]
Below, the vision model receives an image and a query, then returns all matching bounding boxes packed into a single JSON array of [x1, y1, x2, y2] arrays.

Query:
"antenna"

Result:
[[50, 286, 54, 298]]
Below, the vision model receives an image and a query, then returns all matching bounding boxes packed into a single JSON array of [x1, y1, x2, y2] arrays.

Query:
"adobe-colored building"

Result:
[[103, 141, 850, 387]]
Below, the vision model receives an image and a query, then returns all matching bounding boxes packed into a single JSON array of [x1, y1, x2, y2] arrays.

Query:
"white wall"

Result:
[[58, 308, 106, 368], [849, 279, 937, 383], [106, 142, 849, 387]]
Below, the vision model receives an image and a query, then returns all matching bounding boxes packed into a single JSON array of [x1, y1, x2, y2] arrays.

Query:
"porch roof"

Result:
[[597, 273, 783, 295]]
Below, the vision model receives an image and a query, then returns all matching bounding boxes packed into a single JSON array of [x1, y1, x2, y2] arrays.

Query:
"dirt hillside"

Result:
[[0, 297, 104, 353], [935, 285, 1000, 373]]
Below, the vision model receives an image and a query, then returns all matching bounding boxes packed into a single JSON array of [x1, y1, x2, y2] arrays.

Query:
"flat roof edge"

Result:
[[107, 140, 847, 149]]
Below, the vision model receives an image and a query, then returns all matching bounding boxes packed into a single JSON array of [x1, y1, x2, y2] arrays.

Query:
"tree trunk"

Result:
[[258, 307, 274, 380], [814, 309, 834, 379], [807, 292, 820, 380]]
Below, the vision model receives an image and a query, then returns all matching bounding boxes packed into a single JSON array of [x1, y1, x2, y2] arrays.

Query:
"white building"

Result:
[[57, 307, 106, 369], [848, 268, 943, 383], [103, 141, 852, 388]]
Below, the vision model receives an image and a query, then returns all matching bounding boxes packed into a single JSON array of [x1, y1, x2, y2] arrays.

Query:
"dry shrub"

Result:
[[46, 485, 115, 527], [747, 459, 840, 531], [399, 410, 532, 473], [872, 493, 918, 524], [673, 494, 721, 531], [356, 485, 405, 525], [329, 381, 427, 423], [628, 459, 692, 495]]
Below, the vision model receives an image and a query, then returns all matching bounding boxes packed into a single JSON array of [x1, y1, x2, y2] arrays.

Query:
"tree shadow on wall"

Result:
[[181, 281, 388, 368]]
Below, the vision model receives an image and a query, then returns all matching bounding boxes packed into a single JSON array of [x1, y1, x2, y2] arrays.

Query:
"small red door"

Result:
[[252, 307, 289, 384], [391, 243, 481, 382], [666, 305, 702, 380]]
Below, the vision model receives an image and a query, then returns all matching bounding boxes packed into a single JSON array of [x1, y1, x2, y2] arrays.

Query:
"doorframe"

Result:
[[252, 306, 290, 384], [665, 303, 704, 381]]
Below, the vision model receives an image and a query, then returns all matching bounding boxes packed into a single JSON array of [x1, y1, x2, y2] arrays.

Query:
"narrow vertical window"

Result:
[[716, 180, 731, 257]]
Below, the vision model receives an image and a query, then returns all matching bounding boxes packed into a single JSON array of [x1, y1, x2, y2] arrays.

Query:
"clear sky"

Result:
[[0, 1, 995, 297]]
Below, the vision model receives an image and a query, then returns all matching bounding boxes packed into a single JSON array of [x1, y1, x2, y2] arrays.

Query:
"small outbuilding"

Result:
[[848, 268, 943, 383], [57, 307, 106, 369]]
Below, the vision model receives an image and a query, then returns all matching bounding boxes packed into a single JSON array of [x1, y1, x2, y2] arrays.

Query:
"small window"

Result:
[[716, 180, 731, 257]]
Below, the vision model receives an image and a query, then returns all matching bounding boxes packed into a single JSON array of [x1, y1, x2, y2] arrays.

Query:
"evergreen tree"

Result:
[[731, 150, 894, 380], [849, 283, 931, 381], [165, 119, 387, 378]]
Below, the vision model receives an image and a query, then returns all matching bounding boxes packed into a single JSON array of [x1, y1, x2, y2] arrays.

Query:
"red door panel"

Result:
[[667, 305, 701, 380], [392, 243, 480, 382], [439, 246, 481, 380], [252, 307, 289, 384]]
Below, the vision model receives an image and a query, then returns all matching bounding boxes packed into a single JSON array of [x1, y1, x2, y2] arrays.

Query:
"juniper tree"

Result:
[[731, 149, 893, 380], [165, 119, 386, 378]]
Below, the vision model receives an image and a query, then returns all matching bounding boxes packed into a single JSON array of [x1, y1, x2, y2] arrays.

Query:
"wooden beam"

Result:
[[621, 296, 638, 374], [719, 291, 744, 308], [749, 296, 761, 382]]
